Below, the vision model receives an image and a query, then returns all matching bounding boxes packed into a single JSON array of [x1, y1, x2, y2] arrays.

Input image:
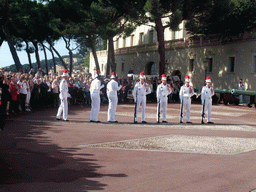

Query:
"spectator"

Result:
[[9, 77, 20, 114], [52, 79, 59, 107], [18, 75, 28, 112]]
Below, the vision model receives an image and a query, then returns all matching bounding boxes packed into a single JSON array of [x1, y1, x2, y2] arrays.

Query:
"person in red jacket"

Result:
[[9, 77, 20, 114]]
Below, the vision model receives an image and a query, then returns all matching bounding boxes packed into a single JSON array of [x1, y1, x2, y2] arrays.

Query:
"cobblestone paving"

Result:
[[78, 134, 256, 155]]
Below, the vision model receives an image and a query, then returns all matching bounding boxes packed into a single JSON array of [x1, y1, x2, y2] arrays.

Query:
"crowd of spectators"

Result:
[[0, 67, 183, 129]]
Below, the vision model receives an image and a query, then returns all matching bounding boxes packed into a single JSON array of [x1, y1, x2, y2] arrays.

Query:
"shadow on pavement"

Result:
[[0, 110, 127, 192]]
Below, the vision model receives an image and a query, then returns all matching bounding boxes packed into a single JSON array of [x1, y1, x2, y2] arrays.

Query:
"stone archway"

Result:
[[145, 62, 157, 75]]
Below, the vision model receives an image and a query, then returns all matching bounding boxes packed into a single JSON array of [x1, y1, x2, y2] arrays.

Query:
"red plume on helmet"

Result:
[[205, 76, 211, 82], [185, 76, 190, 82], [111, 71, 116, 79], [161, 74, 167, 80], [139, 72, 146, 79]]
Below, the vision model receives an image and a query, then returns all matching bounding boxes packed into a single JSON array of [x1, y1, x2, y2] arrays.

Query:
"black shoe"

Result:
[[90, 120, 94, 122], [201, 121, 205, 124], [162, 121, 168, 123], [207, 122, 214, 124], [134, 121, 138, 124], [142, 121, 147, 124], [180, 121, 183, 124], [186, 121, 192, 124], [56, 118, 61, 121], [64, 119, 69, 121], [157, 121, 160, 124], [95, 121, 101, 123]]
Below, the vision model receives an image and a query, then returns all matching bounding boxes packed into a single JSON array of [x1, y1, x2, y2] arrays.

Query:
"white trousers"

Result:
[[156, 100, 167, 121], [202, 99, 212, 122], [180, 98, 191, 122], [90, 93, 100, 121], [135, 96, 146, 122], [108, 95, 118, 121], [26, 92, 31, 106], [56, 99, 68, 120]]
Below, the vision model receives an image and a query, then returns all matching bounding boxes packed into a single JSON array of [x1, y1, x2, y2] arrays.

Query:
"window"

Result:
[[149, 30, 154, 44], [208, 58, 213, 73], [228, 57, 235, 72], [139, 32, 144, 45], [122, 62, 124, 72], [123, 37, 126, 48], [189, 59, 194, 72], [130, 35, 134, 46]]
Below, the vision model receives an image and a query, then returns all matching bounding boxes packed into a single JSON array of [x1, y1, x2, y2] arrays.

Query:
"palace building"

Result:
[[89, 20, 256, 90]]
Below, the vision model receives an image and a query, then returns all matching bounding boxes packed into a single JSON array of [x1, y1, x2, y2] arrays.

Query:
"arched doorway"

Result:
[[145, 62, 157, 75], [171, 70, 181, 81]]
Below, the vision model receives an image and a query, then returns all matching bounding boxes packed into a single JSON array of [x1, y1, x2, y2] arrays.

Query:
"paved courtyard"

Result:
[[0, 103, 256, 192]]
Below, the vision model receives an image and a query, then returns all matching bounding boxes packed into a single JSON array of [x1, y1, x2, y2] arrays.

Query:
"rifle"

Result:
[[201, 99, 205, 124], [157, 99, 161, 123], [134, 89, 138, 123], [180, 98, 183, 123]]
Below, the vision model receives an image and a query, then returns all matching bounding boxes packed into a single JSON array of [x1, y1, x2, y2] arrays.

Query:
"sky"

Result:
[[0, 39, 78, 68]]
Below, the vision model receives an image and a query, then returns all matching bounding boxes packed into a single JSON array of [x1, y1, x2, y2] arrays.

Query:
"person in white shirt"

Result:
[[107, 72, 122, 123], [201, 76, 214, 124], [133, 72, 151, 124], [18, 75, 28, 112], [179, 76, 194, 123], [56, 69, 70, 121], [156, 74, 172, 123], [238, 79, 244, 103], [90, 72, 104, 122]]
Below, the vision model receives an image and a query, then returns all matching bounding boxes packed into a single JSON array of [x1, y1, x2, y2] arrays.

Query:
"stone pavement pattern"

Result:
[[0, 103, 256, 192]]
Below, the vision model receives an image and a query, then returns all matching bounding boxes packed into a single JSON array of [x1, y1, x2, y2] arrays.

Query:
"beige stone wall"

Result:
[[90, 38, 256, 90]]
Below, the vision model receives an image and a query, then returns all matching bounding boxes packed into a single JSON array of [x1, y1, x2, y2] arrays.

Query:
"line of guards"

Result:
[[56, 70, 214, 125]]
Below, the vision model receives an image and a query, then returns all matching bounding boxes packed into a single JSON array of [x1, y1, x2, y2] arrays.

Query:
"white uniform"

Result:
[[107, 79, 122, 122], [56, 79, 70, 120], [90, 78, 104, 121], [156, 83, 172, 122], [133, 82, 151, 122], [201, 86, 214, 122], [179, 85, 194, 122], [238, 82, 244, 103]]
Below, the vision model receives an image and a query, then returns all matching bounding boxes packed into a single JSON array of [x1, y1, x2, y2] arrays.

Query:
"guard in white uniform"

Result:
[[238, 79, 244, 103], [90, 73, 104, 122], [133, 72, 151, 123], [56, 69, 70, 121], [156, 74, 172, 123], [179, 76, 194, 123], [107, 72, 122, 123], [201, 76, 214, 124]]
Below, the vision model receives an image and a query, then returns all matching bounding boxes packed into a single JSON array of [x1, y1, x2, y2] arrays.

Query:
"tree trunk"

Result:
[[155, 17, 166, 76], [69, 50, 73, 76], [45, 44, 57, 74], [108, 37, 116, 72], [7, 36, 23, 72], [50, 47, 57, 74], [25, 41, 33, 69], [41, 43, 49, 75], [62, 37, 73, 76], [50, 45, 67, 69], [89, 34, 100, 74], [106, 42, 111, 77], [0, 39, 3, 47], [32, 40, 41, 69]]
